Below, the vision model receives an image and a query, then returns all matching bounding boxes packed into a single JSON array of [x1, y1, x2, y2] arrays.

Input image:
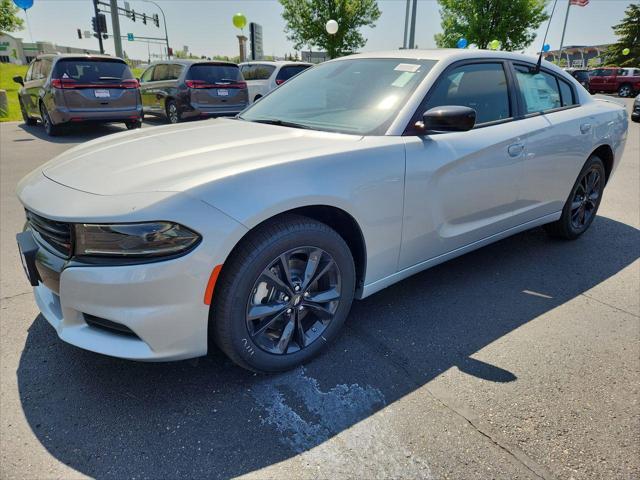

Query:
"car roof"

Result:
[[147, 59, 238, 67], [239, 61, 312, 67]]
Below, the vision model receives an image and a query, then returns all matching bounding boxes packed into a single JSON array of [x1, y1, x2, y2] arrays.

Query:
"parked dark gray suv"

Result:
[[13, 54, 142, 136], [139, 60, 248, 123]]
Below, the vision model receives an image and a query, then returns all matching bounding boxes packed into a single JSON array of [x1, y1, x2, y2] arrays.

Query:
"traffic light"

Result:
[[77, 28, 82, 39], [153, 13, 159, 27], [91, 16, 97, 33], [97, 14, 107, 33], [142, 13, 147, 25], [167, 47, 173, 57], [131, 9, 136, 21]]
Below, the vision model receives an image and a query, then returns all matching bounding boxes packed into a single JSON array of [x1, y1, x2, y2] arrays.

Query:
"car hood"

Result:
[[42, 119, 362, 195]]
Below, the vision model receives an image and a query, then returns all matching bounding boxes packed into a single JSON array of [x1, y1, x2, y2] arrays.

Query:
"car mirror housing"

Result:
[[13, 76, 24, 86], [415, 105, 476, 133]]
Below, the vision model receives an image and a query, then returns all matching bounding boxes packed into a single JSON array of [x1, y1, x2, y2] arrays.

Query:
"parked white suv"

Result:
[[239, 61, 312, 103]]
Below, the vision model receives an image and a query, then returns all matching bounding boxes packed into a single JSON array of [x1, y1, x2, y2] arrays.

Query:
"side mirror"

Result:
[[13, 76, 24, 86], [415, 105, 476, 133]]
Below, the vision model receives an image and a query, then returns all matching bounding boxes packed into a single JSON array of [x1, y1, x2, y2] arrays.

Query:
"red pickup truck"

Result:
[[589, 67, 640, 97]]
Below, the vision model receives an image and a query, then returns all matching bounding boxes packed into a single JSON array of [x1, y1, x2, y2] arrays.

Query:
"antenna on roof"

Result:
[[535, 0, 559, 73]]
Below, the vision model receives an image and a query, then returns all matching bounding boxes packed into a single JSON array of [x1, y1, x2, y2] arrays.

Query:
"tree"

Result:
[[279, 0, 381, 59], [434, 0, 548, 51], [0, 0, 24, 33], [603, 3, 639, 67]]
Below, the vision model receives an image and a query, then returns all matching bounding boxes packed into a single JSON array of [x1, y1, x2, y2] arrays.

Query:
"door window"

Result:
[[240, 64, 275, 80], [169, 64, 183, 80], [514, 66, 562, 114], [424, 62, 511, 125], [140, 66, 154, 82], [558, 78, 577, 106], [152, 64, 170, 81], [25, 62, 34, 81]]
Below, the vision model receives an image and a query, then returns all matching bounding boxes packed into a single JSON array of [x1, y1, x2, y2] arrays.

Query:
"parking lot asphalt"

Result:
[[1, 103, 638, 480]]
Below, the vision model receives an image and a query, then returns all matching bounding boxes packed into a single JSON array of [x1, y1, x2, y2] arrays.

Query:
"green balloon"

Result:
[[490, 39, 500, 50], [622, 48, 630, 56], [232, 13, 247, 29]]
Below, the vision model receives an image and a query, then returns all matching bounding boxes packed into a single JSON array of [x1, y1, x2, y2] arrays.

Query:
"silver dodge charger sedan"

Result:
[[16, 50, 629, 372]]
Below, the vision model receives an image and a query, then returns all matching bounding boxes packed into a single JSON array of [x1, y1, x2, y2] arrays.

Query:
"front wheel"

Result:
[[211, 215, 356, 372], [544, 155, 606, 240]]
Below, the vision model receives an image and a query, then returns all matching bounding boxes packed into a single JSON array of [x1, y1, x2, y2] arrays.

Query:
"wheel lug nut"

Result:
[[286, 308, 292, 314], [298, 305, 304, 311], [304, 292, 309, 297], [283, 296, 289, 302], [294, 285, 301, 292]]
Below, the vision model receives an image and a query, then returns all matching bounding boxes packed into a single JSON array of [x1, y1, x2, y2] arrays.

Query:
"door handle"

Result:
[[580, 123, 592, 134], [507, 143, 525, 157]]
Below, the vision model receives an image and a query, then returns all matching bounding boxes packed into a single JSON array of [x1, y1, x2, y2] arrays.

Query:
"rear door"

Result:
[[21, 60, 40, 116], [185, 63, 248, 109], [52, 58, 138, 113], [510, 64, 590, 223]]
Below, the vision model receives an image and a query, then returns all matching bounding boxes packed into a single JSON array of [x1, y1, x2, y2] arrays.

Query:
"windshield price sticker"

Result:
[[394, 63, 421, 73]]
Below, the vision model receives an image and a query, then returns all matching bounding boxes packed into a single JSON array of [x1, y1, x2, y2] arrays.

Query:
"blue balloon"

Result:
[[542, 43, 551, 52], [13, 0, 33, 9], [457, 38, 468, 49]]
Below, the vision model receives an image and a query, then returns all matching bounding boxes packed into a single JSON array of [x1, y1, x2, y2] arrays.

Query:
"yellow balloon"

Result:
[[490, 40, 500, 50], [622, 48, 630, 56], [232, 13, 247, 29]]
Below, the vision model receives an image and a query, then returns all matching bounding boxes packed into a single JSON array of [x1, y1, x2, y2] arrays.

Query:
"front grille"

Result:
[[26, 210, 72, 258]]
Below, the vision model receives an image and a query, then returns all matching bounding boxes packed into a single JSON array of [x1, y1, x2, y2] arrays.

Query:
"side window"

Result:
[[514, 66, 561, 114], [30, 60, 43, 80], [40, 59, 52, 78], [241, 64, 275, 80], [25, 62, 34, 81], [558, 78, 577, 106], [140, 66, 154, 82], [424, 62, 511, 125], [152, 64, 169, 81], [276, 65, 310, 83], [169, 64, 183, 80]]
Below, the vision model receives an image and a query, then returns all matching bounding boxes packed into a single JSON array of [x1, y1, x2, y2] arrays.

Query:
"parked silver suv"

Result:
[[13, 54, 142, 136]]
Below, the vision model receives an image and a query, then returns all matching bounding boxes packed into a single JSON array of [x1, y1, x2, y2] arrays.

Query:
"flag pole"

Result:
[[558, 0, 572, 65]]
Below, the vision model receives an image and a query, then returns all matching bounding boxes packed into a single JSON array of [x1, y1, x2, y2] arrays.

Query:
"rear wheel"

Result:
[[544, 155, 606, 240], [125, 120, 142, 130], [254, 95, 262, 102], [211, 215, 356, 372], [39, 103, 61, 136], [618, 84, 632, 97], [166, 100, 180, 124], [19, 99, 37, 126]]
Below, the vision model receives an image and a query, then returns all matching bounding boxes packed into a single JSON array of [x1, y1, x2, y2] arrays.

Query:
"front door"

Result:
[[399, 61, 526, 269]]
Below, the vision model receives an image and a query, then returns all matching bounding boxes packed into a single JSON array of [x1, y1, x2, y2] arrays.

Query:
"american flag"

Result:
[[570, 0, 589, 6]]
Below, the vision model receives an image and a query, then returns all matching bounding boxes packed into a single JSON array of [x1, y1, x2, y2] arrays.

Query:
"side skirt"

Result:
[[359, 211, 561, 299]]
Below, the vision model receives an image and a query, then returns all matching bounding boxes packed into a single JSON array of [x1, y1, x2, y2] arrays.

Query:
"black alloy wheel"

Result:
[[544, 155, 606, 239], [246, 246, 342, 355]]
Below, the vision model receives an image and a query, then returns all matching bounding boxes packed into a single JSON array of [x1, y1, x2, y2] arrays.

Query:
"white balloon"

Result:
[[326, 19, 339, 35]]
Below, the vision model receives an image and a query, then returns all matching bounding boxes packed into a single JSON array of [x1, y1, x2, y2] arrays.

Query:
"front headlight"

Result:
[[74, 222, 201, 257]]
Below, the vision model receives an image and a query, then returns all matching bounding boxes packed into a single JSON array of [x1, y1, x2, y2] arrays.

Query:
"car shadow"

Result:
[[18, 122, 129, 144], [16, 217, 640, 479]]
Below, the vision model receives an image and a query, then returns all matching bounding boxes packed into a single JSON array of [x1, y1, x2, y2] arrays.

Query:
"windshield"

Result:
[[52, 59, 133, 82], [240, 58, 437, 135]]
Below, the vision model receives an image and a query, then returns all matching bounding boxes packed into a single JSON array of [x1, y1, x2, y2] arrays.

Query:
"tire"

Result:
[[254, 95, 262, 103], [544, 155, 606, 240], [19, 99, 37, 126], [39, 103, 61, 136], [166, 100, 180, 124], [211, 214, 356, 373], [125, 120, 142, 130], [618, 84, 632, 98]]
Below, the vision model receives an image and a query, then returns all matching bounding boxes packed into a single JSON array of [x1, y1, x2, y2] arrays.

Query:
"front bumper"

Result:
[[17, 173, 249, 361], [30, 237, 212, 361]]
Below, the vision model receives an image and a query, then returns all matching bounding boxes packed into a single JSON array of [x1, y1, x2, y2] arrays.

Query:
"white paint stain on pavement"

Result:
[[250, 367, 433, 479]]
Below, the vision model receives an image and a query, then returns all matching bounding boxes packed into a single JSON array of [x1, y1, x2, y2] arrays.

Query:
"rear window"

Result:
[[574, 71, 589, 81], [276, 65, 311, 82], [240, 64, 276, 80], [186, 64, 242, 83], [52, 59, 133, 82]]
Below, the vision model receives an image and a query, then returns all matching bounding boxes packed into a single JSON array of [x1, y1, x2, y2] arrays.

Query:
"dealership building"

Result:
[[0, 33, 100, 65], [543, 44, 612, 68]]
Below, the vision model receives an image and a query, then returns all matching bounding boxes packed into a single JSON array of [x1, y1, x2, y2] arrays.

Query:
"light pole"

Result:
[[139, 0, 170, 58]]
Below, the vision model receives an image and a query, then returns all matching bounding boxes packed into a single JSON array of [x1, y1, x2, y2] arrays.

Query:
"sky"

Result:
[[9, 0, 632, 61]]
